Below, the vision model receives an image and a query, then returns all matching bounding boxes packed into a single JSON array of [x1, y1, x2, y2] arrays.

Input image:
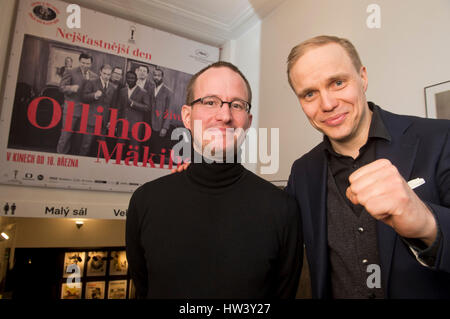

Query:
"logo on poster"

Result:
[[129, 26, 136, 44], [30, 2, 59, 25]]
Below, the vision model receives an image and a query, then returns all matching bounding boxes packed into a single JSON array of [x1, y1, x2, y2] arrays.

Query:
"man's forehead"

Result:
[[292, 44, 355, 87], [196, 67, 246, 91], [297, 44, 351, 69]]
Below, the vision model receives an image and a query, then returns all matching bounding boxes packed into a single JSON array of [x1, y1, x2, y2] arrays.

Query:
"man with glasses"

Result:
[[126, 61, 302, 299]]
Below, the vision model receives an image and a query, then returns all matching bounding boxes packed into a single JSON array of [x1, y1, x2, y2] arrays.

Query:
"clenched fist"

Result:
[[346, 159, 437, 246]]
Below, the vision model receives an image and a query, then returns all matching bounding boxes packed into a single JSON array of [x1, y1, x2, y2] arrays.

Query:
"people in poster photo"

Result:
[[6, 33, 192, 178], [81, 64, 118, 155], [117, 71, 151, 160], [56, 56, 73, 78], [148, 67, 173, 160], [57, 52, 98, 155]]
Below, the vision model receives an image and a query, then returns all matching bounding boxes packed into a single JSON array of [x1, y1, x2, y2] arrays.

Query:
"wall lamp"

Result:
[[75, 220, 84, 229]]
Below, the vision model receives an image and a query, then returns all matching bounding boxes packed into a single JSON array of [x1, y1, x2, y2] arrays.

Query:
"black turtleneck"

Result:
[[126, 154, 302, 299]]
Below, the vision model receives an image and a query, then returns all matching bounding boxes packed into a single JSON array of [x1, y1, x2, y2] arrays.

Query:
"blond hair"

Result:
[[287, 35, 363, 90]]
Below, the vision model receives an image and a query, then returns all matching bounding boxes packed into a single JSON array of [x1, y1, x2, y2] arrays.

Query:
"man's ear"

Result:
[[181, 105, 192, 130], [360, 66, 368, 92], [247, 113, 253, 129]]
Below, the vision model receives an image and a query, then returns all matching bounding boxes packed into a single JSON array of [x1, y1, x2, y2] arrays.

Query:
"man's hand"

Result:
[[170, 162, 190, 173], [94, 90, 103, 99], [346, 159, 437, 246], [70, 85, 79, 92], [160, 128, 167, 137]]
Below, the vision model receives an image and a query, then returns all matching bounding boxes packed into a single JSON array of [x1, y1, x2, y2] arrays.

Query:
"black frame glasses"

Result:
[[190, 96, 251, 113]]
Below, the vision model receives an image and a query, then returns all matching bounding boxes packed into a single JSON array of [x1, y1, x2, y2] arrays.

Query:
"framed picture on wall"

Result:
[[60, 282, 82, 299], [85, 281, 106, 299], [424, 80, 450, 119], [46, 46, 82, 86], [86, 251, 108, 276], [62, 251, 86, 278], [107, 280, 127, 299], [109, 250, 128, 276]]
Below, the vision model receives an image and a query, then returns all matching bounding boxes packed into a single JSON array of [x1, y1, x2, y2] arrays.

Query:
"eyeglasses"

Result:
[[190, 96, 251, 113]]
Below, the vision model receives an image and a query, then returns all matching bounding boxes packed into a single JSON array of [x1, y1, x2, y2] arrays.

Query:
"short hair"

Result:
[[112, 67, 123, 73], [65, 57, 73, 62], [185, 61, 252, 108], [153, 67, 164, 77], [136, 65, 149, 73], [286, 35, 363, 90], [78, 52, 92, 62], [100, 64, 113, 72], [126, 70, 137, 78]]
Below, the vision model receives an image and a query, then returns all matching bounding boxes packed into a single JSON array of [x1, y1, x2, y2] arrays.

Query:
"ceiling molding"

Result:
[[70, 0, 285, 47]]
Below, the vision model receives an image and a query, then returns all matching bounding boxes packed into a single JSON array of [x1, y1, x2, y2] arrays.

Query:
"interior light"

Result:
[[75, 220, 84, 229], [1, 232, 9, 240]]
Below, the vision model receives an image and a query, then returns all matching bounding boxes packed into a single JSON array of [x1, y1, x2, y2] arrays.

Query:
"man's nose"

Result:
[[215, 102, 232, 123], [320, 90, 338, 111]]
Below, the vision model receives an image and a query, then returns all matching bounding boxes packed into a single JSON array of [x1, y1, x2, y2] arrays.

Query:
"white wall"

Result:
[[255, 0, 450, 181]]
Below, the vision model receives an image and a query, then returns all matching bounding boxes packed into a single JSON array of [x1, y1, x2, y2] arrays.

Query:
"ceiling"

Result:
[[72, 0, 286, 47]]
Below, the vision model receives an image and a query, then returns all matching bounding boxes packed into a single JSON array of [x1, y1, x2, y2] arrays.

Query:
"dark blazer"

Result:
[[59, 67, 97, 103], [151, 84, 172, 132], [117, 85, 151, 129], [59, 67, 98, 119], [287, 104, 450, 298], [82, 78, 117, 127]]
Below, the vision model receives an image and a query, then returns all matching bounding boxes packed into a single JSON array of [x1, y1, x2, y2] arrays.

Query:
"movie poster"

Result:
[[62, 251, 85, 278], [0, 0, 219, 192], [109, 250, 128, 276], [85, 281, 106, 299], [61, 282, 82, 299], [107, 280, 127, 299], [86, 251, 108, 276]]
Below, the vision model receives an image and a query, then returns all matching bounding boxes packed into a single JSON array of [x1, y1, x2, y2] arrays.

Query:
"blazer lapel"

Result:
[[130, 86, 141, 102], [374, 107, 420, 296]]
